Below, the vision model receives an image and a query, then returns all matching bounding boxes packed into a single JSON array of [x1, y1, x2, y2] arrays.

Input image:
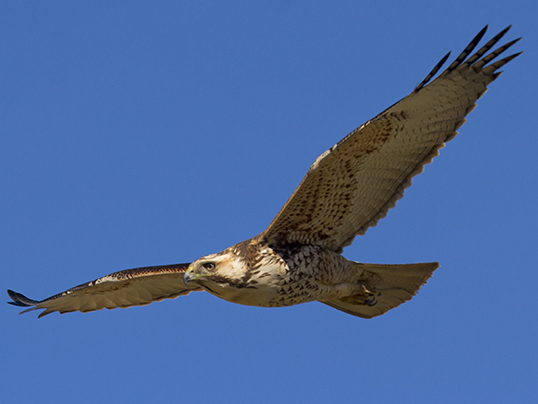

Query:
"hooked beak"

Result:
[[183, 268, 196, 285]]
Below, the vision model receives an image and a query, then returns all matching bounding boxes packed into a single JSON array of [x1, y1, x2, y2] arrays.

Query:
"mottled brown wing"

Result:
[[263, 26, 522, 253], [8, 263, 201, 318]]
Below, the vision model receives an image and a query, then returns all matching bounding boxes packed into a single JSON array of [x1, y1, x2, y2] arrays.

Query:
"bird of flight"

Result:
[[8, 26, 521, 319]]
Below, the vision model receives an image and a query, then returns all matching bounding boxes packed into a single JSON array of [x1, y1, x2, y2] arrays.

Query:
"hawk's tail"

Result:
[[321, 262, 438, 319]]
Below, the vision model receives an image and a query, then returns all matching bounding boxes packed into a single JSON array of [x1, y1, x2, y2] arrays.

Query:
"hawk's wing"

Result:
[[8, 263, 201, 318], [263, 26, 522, 253]]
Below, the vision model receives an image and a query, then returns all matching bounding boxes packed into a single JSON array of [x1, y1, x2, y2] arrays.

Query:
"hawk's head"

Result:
[[183, 236, 280, 306], [183, 252, 246, 288]]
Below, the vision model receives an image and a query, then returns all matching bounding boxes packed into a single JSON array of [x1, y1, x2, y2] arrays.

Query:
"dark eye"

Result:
[[202, 262, 216, 271]]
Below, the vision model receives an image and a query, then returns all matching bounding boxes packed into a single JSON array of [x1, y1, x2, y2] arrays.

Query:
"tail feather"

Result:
[[321, 262, 438, 319]]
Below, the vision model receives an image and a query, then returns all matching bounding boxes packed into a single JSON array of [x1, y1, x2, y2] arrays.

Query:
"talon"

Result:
[[365, 296, 378, 306]]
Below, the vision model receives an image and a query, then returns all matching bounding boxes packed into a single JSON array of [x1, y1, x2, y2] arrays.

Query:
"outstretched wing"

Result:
[[8, 263, 201, 318], [263, 26, 522, 253]]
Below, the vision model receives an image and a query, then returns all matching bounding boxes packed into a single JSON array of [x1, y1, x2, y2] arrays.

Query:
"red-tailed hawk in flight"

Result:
[[8, 26, 522, 318]]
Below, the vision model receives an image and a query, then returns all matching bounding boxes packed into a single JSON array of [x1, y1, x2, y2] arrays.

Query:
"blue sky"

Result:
[[2, 2, 536, 403]]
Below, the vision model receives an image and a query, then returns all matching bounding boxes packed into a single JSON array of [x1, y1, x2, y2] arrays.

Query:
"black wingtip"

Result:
[[413, 51, 451, 92], [500, 24, 512, 36], [7, 289, 39, 307], [476, 24, 490, 39], [414, 24, 522, 93]]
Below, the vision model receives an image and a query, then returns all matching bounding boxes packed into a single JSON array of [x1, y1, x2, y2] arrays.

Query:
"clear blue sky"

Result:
[[2, 2, 536, 403]]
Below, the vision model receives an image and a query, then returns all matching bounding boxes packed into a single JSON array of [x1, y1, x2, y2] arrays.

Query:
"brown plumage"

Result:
[[8, 26, 522, 318]]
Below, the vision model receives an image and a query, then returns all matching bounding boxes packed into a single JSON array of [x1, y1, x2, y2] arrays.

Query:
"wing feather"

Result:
[[263, 26, 522, 252], [7, 263, 200, 317]]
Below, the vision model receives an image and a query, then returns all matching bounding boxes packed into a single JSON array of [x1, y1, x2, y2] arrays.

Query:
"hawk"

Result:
[[8, 26, 521, 319]]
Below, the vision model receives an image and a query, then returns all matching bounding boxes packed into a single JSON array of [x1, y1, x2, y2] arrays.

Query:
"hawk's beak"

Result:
[[183, 269, 196, 286]]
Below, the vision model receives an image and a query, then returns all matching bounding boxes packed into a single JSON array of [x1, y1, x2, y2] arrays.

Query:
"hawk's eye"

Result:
[[202, 262, 216, 271]]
